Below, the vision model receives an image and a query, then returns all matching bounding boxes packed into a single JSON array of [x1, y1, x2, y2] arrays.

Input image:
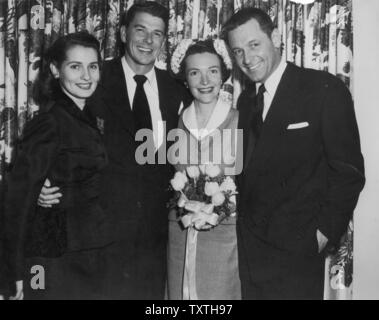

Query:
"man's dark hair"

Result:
[[222, 7, 275, 44], [120, 1, 169, 33]]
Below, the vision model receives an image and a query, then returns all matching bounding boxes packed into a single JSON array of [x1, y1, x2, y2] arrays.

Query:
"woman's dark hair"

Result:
[[172, 39, 231, 84], [33, 31, 102, 107]]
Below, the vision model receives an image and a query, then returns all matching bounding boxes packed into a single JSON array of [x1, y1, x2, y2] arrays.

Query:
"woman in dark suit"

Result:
[[2, 32, 111, 299]]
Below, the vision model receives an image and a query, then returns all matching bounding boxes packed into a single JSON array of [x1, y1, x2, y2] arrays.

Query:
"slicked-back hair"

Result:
[[120, 1, 169, 33], [222, 7, 275, 45]]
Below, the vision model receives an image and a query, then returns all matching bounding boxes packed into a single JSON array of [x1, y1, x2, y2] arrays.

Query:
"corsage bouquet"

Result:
[[169, 164, 237, 230]]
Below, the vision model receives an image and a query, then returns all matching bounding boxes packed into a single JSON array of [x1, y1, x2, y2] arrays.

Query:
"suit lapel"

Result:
[[244, 63, 300, 178], [101, 58, 135, 136], [238, 83, 257, 171], [156, 68, 178, 132], [155, 68, 168, 123]]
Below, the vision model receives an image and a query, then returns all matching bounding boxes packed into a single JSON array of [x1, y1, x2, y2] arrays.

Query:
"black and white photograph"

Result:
[[0, 0, 378, 302]]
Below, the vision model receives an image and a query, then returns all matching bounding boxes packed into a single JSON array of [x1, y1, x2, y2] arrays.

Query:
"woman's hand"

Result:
[[37, 178, 62, 208], [9, 280, 24, 300]]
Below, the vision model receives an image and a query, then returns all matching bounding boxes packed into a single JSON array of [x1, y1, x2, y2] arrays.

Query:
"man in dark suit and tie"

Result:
[[38, 2, 190, 299], [222, 8, 365, 299]]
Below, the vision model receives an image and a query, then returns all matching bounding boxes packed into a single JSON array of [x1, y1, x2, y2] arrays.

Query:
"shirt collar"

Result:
[[182, 96, 232, 141], [121, 56, 156, 85], [257, 58, 287, 97]]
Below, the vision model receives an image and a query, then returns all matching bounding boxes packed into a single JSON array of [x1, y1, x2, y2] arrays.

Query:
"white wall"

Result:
[[352, 0, 379, 300]]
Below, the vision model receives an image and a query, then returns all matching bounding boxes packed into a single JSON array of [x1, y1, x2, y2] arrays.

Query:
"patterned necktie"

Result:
[[251, 84, 266, 139], [132, 75, 152, 131]]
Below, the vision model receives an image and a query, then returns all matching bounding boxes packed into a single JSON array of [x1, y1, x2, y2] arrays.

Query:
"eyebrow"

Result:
[[134, 24, 164, 34], [66, 61, 99, 64], [187, 65, 221, 71], [231, 39, 258, 50]]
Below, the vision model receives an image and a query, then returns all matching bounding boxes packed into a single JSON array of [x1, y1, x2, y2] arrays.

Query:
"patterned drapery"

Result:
[[0, 0, 354, 300]]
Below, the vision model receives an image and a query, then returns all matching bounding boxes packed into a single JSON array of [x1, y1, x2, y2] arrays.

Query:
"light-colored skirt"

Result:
[[167, 210, 241, 300]]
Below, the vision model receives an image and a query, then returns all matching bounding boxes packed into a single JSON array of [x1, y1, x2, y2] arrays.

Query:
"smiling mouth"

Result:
[[137, 46, 153, 53], [198, 87, 214, 94], [76, 83, 92, 90], [247, 61, 263, 71]]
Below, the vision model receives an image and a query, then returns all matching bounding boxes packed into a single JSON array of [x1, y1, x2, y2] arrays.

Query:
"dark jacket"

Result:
[[3, 90, 110, 281], [236, 63, 365, 282], [87, 58, 191, 298], [89, 59, 190, 241]]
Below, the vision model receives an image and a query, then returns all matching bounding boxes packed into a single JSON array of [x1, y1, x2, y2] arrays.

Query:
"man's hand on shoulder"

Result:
[[37, 178, 62, 208]]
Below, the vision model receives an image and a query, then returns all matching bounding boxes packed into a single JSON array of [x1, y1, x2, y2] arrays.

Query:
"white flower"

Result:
[[220, 176, 237, 193], [199, 164, 206, 174], [205, 164, 221, 178], [170, 171, 188, 191], [178, 194, 187, 207], [186, 166, 200, 179], [204, 181, 220, 196], [212, 192, 225, 206], [219, 89, 233, 105], [213, 38, 233, 71], [201, 203, 214, 215], [184, 200, 203, 213], [170, 39, 194, 75]]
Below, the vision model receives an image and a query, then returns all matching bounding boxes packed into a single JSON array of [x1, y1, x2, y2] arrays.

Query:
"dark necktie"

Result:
[[132, 75, 152, 131], [251, 84, 266, 139]]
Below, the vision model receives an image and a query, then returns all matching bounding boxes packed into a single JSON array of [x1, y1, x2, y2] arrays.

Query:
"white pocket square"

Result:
[[287, 122, 309, 130]]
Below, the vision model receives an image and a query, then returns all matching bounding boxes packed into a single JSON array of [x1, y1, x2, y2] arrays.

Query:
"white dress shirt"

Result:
[[121, 56, 164, 150], [257, 58, 288, 121]]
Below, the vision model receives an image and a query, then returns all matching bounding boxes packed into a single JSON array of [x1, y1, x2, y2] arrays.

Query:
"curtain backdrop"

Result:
[[0, 0, 354, 300]]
